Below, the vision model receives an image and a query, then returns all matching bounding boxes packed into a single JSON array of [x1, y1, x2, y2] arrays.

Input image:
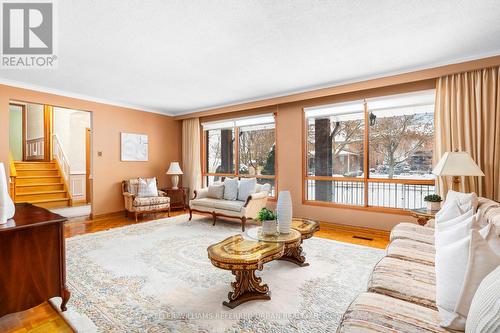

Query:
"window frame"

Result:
[[302, 94, 435, 215], [201, 113, 278, 198]]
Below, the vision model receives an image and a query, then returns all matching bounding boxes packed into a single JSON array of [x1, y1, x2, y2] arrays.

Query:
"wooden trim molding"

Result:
[[175, 55, 500, 120]]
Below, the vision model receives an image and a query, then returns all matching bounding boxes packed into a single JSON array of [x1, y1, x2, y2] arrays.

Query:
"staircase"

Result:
[[13, 161, 71, 208]]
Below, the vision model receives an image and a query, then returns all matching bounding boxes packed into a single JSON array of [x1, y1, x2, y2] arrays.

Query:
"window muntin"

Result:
[[304, 90, 436, 210]]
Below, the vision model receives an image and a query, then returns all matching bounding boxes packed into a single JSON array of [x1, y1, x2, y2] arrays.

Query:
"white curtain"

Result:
[[182, 118, 201, 198]]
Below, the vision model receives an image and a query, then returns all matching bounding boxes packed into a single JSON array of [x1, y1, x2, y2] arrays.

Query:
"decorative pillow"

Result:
[[223, 178, 239, 201], [137, 178, 158, 198], [436, 208, 474, 231], [435, 214, 480, 248], [436, 230, 500, 330], [207, 184, 224, 199], [436, 191, 478, 222], [465, 266, 500, 333], [237, 178, 257, 201]]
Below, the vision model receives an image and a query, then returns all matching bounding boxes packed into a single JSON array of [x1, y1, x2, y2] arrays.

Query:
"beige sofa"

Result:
[[188, 183, 270, 231], [337, 197, 500, 332]]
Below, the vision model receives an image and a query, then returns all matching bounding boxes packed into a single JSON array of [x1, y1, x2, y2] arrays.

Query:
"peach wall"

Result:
[[0, 84, 181, 215], [201, 80, 436, 230]]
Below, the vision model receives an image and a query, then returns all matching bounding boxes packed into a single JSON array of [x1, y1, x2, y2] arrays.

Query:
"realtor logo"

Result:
[[1, 1, 57, 68]]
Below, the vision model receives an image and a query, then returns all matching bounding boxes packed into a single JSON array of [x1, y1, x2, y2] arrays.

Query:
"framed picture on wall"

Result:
[[121, 132, 148, 161]]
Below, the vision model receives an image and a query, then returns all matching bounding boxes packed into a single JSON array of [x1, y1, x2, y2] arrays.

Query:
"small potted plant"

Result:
[[257, 208, 277, 235], [424, 194, 442, 212]]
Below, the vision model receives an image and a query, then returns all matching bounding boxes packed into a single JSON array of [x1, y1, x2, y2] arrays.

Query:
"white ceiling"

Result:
[[1, 0, 500, 116]]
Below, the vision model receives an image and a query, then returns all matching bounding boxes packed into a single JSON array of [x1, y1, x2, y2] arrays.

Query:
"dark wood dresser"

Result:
[[0, 203, 70, 318]]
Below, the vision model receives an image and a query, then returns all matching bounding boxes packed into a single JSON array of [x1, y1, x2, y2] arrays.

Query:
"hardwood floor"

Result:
[[0, 210, 390, 333]]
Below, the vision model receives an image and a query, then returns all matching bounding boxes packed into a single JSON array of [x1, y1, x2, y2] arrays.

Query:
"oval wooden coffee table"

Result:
[[207, 235, 284, 309]]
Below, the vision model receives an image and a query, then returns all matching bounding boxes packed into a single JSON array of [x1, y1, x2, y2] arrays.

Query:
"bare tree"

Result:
[[370, 114, 433, 178]]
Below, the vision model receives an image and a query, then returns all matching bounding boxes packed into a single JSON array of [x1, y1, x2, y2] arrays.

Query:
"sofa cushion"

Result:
[[133, 196, 170, 207], [134, 203, 170, 212], [190, 198, 219, 209], [390, 223, 435, 245], [338, 292, 452, 333], [390, 222, 434, 240], [386, 238, 435, 266], [214, 200, 245, 212], [465, 266, 500, 333], [237, 178, 256, 201], [368, 257, 436, 309], [223, 178, 238, 200]]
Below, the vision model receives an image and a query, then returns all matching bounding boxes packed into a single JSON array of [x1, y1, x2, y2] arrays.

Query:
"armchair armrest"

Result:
[[123, 192, 135, 199], [158, 190, 167, 197], [192, 188, 209, 200]]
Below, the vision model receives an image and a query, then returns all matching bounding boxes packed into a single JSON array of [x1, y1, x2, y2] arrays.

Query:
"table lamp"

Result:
[[432, 151, 484, 191], [166, 162, 183, 189]]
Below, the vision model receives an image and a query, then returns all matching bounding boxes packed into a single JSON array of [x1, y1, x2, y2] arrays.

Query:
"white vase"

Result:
[[0, 163, 15, 224], [277, 190, 292, 234]]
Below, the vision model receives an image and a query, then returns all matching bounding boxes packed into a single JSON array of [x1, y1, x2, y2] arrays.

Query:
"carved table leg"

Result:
[[223, 269, 270, 309], [279, 242, 309, 267], [60, 288, 71, 311]]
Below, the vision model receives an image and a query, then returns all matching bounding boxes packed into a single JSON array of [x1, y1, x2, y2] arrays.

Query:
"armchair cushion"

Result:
[[133, 196, 170, 207], [137, 177, 158, 197]]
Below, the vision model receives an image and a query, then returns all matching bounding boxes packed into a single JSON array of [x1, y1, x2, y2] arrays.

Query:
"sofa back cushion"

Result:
[[465, 266, 500, 333], [207, 183, 224, 199], [223, 178, 239, 201], [137, 177, 158, 198]]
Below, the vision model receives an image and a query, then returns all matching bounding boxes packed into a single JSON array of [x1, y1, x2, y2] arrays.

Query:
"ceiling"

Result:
[[1, 0, 500, 116]]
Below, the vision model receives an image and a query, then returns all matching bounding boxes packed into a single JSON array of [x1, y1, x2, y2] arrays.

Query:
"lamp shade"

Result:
[[432, 152, 484, 176], [166, 162, 183, 175]]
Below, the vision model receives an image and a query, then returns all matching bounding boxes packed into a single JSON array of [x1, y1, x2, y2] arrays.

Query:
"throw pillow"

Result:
[[436, 230, 500, 330], [465, 266, 500, 333], [223, 178, 239, 201], [436, 191, 478, 222], [237, 178, 257, 201], [435, 214, 480, 248], [137, 178, 158, 197], [207, 184, 224, 199]]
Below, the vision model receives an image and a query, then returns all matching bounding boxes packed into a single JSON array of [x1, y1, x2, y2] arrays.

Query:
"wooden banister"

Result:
[[8, 152, 16, 198]]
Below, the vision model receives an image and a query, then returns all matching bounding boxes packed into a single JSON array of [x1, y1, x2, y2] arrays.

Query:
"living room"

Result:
[[0, 1, 499, 332]]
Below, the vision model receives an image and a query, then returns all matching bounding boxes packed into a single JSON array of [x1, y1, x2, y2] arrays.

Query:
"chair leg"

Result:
[[188, 208, 193, 221], [241, 217, 246, 232], [212, 212, 217, 226], [168, 207, 171, 217], [135, 212, 138, 222]]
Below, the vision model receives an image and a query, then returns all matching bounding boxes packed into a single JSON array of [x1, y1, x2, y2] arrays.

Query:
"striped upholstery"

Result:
[[367, 257, 436, 309], [386, 238, 435, 266], [337, 293, 454, 333], [390, 222, 435, 245]]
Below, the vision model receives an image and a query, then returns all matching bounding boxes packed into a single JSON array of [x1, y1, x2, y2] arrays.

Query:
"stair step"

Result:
[[16, 169, 60, 177], [23, 198, 71, 209], [15, 190, 68, 201], [14, 162, 56, 170], [16, 183, 65, 193], [16, 176, 62, 185]]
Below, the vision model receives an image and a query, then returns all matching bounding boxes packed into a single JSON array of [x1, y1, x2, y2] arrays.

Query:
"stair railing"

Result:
[[52, 134, 71, 188], [8, 152, 16, 198]]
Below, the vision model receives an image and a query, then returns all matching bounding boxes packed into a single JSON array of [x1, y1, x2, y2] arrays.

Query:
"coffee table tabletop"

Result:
[[245, 228, 301, 244]]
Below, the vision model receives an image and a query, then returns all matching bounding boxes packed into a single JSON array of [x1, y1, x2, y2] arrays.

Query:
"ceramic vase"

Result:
[[277, 190, 292, 234], [0, 163, 15, 224]]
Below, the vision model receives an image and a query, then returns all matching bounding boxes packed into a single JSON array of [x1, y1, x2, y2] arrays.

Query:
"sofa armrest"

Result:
[[245, 191, 268, 203], [424, 218, 435, 228], [158, 190, 167, 197], [193, 188, 209, 200], [243, 192, 269, 219]]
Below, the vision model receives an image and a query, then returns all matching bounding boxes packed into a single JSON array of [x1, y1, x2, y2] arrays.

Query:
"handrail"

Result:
[[8, 152, 16, 198], [52, 134, 71, 185]]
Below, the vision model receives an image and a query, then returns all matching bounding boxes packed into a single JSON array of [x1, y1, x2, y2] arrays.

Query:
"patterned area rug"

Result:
[[57, 215, 384, 332]]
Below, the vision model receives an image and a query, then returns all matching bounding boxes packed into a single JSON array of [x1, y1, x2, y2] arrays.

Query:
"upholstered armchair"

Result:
[[189, 183, 270, 231], [122, 178, 170, 222]]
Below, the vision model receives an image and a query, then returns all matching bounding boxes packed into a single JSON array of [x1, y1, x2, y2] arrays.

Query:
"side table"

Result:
[[162, 187, 189, 211], [409, 208, 436, 226]]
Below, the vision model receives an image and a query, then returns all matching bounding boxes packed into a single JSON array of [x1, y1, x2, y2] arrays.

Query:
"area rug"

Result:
[[57, 215, 384, 332]]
